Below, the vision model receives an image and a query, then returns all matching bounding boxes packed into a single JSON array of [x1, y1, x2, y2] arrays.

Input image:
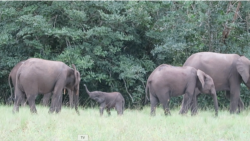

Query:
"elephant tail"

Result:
[[122, 98, 125, 114], [123, 98, 125, 110], [144, 81, 149, 105], [8, 74, 14, 101]]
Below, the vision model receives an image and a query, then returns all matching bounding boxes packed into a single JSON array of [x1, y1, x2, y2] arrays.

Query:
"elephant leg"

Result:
[[20, 94, 27, 106], [106, 108, 111, 116], [49, 94, 56, 113], [238, 98, 244, 113], [180, 92, 198, 115], [150, 94, 158, 116], [13, 90, 24, 113], [56, 93, 63, 113], [180, 92, 193, 115], [190, 94, 197, 116], [115, 102, 123, 115], [225, 91, 244, 113], [179, 95, 188, 114], [161, 99, 170, 116], [191, 88, 200, 116], [42, 93, 52, 107], [229, 86, 240, 114], [73, 92, 80, 115], [49, 94, 60, 113], [27, 94, 37, 114], [180, 94, 192, 115], [99, 103, 106, 116], [49, 83, 64, 114], [49, 92, 62, 114], [68, 90, 74, 108]]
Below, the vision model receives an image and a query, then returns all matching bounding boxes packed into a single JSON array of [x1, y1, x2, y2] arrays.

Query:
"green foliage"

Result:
[[0, 1, 250, 109]]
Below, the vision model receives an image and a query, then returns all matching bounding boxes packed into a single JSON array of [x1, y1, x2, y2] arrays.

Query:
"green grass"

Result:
[[1, 105, 250, 141]]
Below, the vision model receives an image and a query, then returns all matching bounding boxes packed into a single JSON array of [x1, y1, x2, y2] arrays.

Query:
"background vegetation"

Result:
[[0, 1, 250, 109]]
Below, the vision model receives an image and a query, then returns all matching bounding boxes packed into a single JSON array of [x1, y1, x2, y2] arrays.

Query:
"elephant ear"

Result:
[[236, 56, 250, 83], [197, 69, 205, 89], [72, 64, 77, 86], [72, 64, 80, 96]]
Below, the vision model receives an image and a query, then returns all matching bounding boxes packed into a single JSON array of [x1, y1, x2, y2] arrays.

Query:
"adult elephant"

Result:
[[8, 60, 69, 108], [13, 58, 81, 114], [146, 64, 218, 116], [181, 52, 248, 114]]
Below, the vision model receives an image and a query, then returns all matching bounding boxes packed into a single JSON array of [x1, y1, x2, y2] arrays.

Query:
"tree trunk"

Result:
[[222, 2, 241, 45]]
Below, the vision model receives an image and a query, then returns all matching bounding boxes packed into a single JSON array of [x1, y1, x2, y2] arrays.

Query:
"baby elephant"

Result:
[[146, 64, 218, 116], [84, 84, 125, 116]]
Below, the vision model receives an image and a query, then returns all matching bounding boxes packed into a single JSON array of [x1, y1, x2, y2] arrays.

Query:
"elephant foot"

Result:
[[229, 109, 237, 114], [191, 112, 197, 116], [179, 110, 187, 115], [56, 108, 61, 113], [31, 111, 38, 114], [164, 113, 171, 116], [164, 109, 171, 116], [117, 111, 123, 116], [191, 110, 198, 116], [55, 111, 61, 114], [179, 106, 189, 115], [12, 106, 19, 114], [48, 111, 55, 114], [30, 108, 37, 114], [76, 111, 80, 116], [48, 108, 55, 114], [215, 112, 218, 117], [150, 113, 156, 116], [236, 106, 243, 114], [12, 109, 18, 114]]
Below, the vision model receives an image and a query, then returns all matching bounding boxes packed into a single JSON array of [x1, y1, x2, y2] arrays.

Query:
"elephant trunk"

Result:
[[84, 84, 91, 96], [74, 92, 79, 115], [211, 89, 218, 117], [244, 79, 250, 90]]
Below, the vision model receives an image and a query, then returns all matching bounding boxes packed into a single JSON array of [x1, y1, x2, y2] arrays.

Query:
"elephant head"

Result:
[[197, 69, 218, 116], [236, 56, 250, 87]]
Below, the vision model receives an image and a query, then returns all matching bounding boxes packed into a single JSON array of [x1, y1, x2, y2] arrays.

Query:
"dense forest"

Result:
[[0, 1, 250, 109]]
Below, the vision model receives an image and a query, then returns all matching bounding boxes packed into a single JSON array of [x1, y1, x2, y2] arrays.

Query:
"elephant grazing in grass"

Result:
[[182, 52, 249, 114], [84, 84, 125, 116], [13, 58, 81, 114], [146, 64, 218, 116]]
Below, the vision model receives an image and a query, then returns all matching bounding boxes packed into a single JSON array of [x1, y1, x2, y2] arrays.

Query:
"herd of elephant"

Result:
[[8, 52, 250, 116]]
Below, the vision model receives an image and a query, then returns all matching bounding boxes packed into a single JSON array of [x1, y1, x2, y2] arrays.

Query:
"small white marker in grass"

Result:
[[78, 135, 88, 141]]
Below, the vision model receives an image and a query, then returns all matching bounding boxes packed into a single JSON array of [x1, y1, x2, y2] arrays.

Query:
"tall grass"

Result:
[[1, 105, 250, 141]]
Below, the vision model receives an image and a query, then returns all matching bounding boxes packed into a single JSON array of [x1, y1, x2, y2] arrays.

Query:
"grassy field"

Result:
[[1, 105, 250, 141]]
